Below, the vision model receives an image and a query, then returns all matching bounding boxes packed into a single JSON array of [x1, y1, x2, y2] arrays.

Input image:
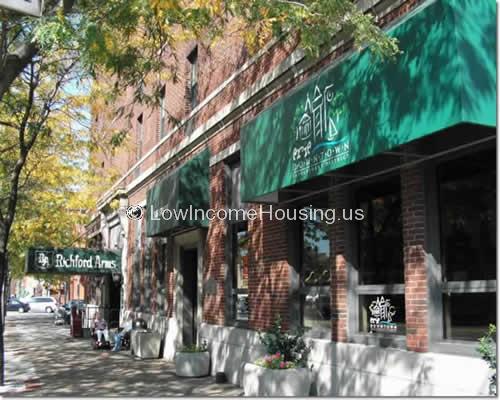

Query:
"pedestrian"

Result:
[[111, 320, 132, 352], [93, 312, 109, 345]]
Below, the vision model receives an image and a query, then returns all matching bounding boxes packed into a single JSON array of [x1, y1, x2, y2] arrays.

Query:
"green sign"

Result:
[[240, 0, 496, 201], [146, 149, 210, 237], [25, 247, 121, 275]]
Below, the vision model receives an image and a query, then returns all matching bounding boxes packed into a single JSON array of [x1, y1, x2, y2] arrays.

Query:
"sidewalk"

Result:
[[3, 313, 243, 397]]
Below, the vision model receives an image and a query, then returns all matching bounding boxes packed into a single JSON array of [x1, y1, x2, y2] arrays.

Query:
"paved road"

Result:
[[3, 312, 243, 397]]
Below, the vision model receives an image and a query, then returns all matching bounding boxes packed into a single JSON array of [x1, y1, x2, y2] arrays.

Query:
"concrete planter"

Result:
[[175, 351, 210, 377], [242, 363, 311, 396]]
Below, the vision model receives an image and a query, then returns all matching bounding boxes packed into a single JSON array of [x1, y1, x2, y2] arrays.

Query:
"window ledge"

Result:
[[429, 341, 481, 357], [349, 333, 407, 349]]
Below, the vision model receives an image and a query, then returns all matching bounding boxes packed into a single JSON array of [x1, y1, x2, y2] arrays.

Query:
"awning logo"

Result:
[[292, 83, 349, 178], [34, 250, 53, 271]]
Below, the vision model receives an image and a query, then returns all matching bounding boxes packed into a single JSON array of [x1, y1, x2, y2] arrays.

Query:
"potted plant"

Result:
[[174, 340, 210, 377], [242, 316, 311, 396]]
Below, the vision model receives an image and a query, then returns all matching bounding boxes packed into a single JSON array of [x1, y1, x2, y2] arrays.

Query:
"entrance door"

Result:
[[181, 248, 198, 346]]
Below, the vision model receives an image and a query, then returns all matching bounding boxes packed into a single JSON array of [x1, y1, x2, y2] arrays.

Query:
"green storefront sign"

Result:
[[146, 148, 210, 237], [240, 0, 496, 202], [25, 247, 121, 275]]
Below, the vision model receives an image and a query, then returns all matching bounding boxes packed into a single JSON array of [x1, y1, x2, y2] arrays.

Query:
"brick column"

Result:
[[202, 163, 226, 325], [329, 189, 348, 342], [248, 205, 290, 331], [401, 166, 429, 352]]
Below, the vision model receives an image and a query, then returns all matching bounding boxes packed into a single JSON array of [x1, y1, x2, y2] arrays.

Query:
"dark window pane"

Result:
[[443, 293, 496, 340], [438, 151, 496, 281], [359, 294, 406, 335], [358, 180, 403, 285]]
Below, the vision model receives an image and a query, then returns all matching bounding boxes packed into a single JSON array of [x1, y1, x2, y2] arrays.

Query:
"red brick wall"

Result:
[[329, 189, 349, 342], [203, 162, 226, 325], [401, 166, 428, 352], [248, 208, 290, 331]]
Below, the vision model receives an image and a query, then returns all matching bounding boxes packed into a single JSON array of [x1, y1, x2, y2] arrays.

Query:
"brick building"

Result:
[[89, 0, 496, 395]]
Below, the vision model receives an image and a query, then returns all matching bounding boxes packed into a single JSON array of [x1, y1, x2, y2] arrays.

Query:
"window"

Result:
[[232, 221, 249, 322], [438, 150, 496, 341], [136, 113, 144, 160], [301, 211, 331, 334], [159, 85, 167, 139], [226, 160, 249, 324], [356, 177, 405, 335], [187, 46, 198, 109]]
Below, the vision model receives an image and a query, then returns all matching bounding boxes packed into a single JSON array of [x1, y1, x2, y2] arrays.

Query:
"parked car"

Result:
[[64, 299, 86, 311], [26, 296, 58, 313], [6, 298, 30, 313]]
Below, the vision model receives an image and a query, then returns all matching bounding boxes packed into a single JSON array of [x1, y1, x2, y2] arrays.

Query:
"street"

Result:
[[3, 312, 243, 397]]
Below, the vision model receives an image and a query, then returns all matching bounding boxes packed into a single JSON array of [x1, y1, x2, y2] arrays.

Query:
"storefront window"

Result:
[[301, 212, 331, 332], [356, 178, 405, 335], [438, 150, 496, 341], [226, 159, 250, 324], [233, 222, 249, 321]]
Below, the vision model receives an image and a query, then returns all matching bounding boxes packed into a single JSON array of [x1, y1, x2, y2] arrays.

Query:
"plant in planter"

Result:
[[243, 316, 311, 396], [478, 324, 497, 395], [174, 340, 210, 377]]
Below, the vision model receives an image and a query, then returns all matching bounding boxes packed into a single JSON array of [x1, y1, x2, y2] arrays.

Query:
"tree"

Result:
[[1, 0, 399, 103]]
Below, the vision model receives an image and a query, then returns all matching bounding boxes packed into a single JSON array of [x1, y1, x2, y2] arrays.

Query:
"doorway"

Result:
[[181, 247, 198, 346]]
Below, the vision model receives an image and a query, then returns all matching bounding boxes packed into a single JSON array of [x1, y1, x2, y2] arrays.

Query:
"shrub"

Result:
[[255, 353, 297, 370], [179, 340, 208, 353], [477, 324, 497, 395], [257, 315, 309, 367]]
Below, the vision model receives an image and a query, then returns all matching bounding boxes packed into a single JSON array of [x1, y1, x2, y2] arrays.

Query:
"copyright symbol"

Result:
[[126, 205, 145, 220]]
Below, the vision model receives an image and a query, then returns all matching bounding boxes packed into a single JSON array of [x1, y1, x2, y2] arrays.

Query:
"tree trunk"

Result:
[[0, 250, 7, 386]]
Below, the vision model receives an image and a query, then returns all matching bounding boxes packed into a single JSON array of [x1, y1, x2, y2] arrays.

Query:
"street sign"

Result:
[[25, 247, 121, 275], [0, 0, 42, 17]]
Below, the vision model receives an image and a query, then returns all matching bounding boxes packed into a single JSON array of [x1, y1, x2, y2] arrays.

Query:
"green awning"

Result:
[[146, 149, 210, 236], [241, 0, 496, 202], [26, 247, 121, 275]]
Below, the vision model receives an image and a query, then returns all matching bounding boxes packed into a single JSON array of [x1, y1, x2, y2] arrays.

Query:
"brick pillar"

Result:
[[202, 163, 226, 325], [329, 189, 348, 342], [401, 166, 429, 352], [248, 205, 290, 331]]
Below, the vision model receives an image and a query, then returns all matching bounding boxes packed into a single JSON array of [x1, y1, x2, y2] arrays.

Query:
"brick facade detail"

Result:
[[401, 166, 429, 352], [329, 189, 349, 342]]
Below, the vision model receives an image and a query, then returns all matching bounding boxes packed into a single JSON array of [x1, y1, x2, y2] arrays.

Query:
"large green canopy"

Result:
[[240, 0, 496, 202], [146, 149, 210, 236]]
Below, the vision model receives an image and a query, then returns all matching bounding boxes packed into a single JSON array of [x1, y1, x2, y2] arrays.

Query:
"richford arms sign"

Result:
[[25, 247, 121, 275]]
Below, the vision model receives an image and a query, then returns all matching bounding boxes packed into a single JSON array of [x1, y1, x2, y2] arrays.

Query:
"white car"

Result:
[[26, 296, 58, 313]]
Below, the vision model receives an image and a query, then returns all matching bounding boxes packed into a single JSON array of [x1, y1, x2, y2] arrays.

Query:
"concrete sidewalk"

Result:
[[3, 312, 243, 397]]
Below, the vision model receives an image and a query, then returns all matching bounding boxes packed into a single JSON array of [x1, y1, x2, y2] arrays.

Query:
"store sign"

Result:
[[369, 296, 397, 331], [240, 0, 496, 202], [25, 247, 121, 275], [0, 0, 42, 16]]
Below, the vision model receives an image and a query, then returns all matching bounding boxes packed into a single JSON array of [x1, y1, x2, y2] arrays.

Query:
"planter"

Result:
[[175, 351, 210, 377], [242, 362, 311, 396]]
